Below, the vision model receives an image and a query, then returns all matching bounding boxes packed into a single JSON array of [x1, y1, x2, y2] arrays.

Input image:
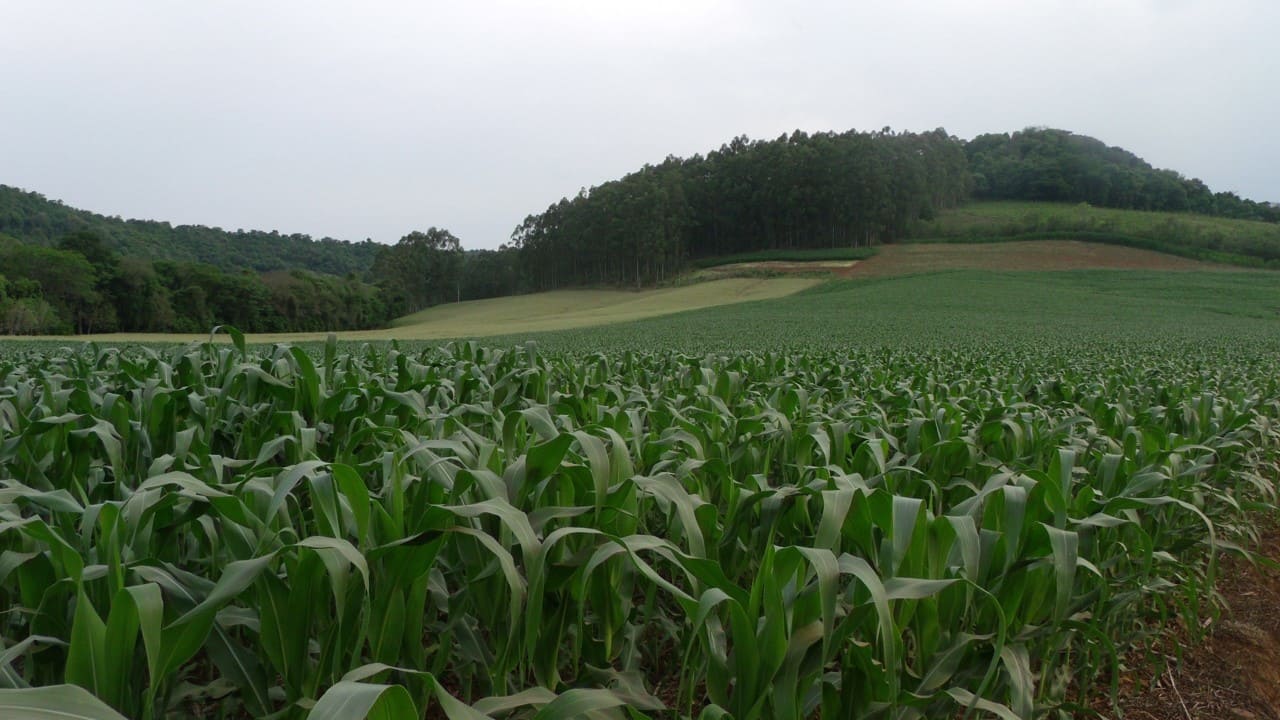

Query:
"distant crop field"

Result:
[[500, 268, 1280, 353], [1, 277, 1278, 717], [844, 239, 1222, 278]]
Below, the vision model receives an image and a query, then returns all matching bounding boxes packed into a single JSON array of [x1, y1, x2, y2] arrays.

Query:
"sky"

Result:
[[2, 1, 1277, 250]]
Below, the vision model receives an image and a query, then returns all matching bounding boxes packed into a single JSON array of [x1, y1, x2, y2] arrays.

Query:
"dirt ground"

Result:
[[1095, 529, 1280, 719], [848, 241, 1223, 278], [700, 241, 1230, 283]]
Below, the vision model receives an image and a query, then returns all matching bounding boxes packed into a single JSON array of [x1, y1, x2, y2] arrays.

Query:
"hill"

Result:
[[506, 127, 1279, 297], [967, 129, 1280, 221], [0, 184, 379, 275]]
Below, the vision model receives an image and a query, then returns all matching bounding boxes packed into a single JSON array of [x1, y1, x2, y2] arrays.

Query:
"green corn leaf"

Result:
[[64, 590, 108, 699], [0, 685, 129, 720], [170, 553, 278, 627]]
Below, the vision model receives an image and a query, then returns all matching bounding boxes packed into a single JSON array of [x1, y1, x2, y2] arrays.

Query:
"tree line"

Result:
[[0, 227, 521, 335], [0, 232, 385, 335]]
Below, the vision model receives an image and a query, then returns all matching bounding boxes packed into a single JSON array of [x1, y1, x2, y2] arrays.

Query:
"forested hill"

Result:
[[511, 127, 1280, 290], [0, 185, 379, 275], [512, 128, 971, 290], [967, 130, 1280, 220]]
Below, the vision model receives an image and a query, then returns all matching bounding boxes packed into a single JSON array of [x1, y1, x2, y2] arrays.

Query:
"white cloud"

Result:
[[1, 0, 1275, 248]]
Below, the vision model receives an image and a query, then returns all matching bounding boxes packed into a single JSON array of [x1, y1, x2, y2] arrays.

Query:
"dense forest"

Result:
[[0, 185, 379, 276], [0, 227, 525, 335], [511, 128, 971, 289], [0, 231, 385, 334], [0, 189, 519, 334], [967, 130, 1280, 221], [2, 126, 1277, 335]]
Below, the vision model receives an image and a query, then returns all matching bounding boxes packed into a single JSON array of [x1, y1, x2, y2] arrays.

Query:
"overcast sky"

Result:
[[2, 1, 1276, 249]]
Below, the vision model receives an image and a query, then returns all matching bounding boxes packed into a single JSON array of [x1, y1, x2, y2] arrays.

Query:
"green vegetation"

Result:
[[6, 126, 1280, 338], [0, 269, 1278, 718], [0, 185, 380, 276], [369, 228, 468, 317], [913, 201, 1280, 267], [508, 127, 1278, 295], [0, 231, 386, 335], [512, 129, 969, 290], [381, 277, 819, 339], [967, 129, 1280, 221], [486, 269, 1279, 352], [10, 277, 817, 344]]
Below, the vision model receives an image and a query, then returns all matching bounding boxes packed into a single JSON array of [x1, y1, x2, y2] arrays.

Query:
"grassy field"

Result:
[[913, 200, 1280, 267], [384, 277, 819, 336]]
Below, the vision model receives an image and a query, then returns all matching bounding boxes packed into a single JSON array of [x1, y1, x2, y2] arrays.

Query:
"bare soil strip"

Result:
[[1095, 530, 1280, 719], [848, 241, 1226, 278]]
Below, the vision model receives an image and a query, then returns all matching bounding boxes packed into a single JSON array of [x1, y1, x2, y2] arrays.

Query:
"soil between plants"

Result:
[[1095, 529, 1280, 720]]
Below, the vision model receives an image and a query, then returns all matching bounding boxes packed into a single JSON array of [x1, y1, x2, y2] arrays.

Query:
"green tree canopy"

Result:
[[370, 228, 465, 316]]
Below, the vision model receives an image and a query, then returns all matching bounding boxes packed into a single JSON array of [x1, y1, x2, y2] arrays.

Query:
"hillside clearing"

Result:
[[915, 200, 1280, 268], [688, 240, 1235, 284], [0, 240, 1258, 347], [381, 276, 820, 338], [847, 240, 1229, 278], [694, 259, 861, 279]]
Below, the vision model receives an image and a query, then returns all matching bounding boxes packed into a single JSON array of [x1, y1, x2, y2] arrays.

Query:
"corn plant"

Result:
[[0, 332, 1276, 719]]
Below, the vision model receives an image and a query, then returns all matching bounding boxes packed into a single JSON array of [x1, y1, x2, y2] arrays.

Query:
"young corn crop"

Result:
[[0, 333, 1276, 719]]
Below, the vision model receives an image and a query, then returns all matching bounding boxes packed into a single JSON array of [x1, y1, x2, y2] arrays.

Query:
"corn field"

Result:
[[0, 332, 1276, 719]]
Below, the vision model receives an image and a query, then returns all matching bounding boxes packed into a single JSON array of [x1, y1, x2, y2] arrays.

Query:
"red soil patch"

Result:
[[848, 241, 1225, 278], [698, 241, 1234, 283]]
